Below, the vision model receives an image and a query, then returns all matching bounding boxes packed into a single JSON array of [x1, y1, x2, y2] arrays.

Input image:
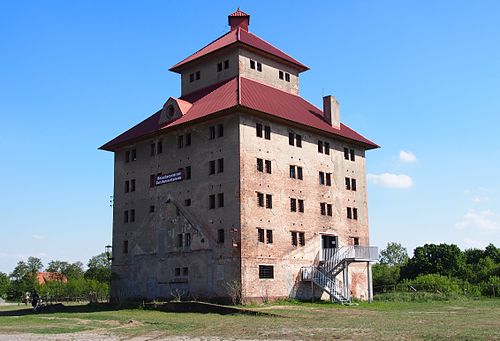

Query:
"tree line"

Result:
[[373, 242, 500, 297], [0, 253, 111, 302]]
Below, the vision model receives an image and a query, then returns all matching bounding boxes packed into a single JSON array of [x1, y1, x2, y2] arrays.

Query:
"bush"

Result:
[[480, 276, 500, 297]]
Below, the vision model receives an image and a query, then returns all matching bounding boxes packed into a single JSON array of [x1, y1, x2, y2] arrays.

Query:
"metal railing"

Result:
[[301, 266, 348, 303]]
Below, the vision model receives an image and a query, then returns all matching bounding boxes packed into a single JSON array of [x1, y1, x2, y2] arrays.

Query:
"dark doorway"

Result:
[[322, 235, 337, 249]]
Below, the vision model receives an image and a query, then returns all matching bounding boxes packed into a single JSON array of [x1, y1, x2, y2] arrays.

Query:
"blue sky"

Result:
[[1, 1, 499, 273]]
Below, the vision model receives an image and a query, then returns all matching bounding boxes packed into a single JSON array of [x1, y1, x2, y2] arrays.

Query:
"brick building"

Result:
[[100, 9, 379, 304]]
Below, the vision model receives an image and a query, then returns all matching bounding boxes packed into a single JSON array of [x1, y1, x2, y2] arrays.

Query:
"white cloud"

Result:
[[399, 150, 417, 163], [31, 234, 46, 240], [367, 173, 414, 189], [455, 209, 499, 231]]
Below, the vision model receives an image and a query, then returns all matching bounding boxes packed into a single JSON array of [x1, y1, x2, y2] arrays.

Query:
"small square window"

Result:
[[344, 147, 349, 160], [350, 149, 355, 161], [224, 60, 229, 69], [209, 126, 216, 140], [352, 179, 357, 191], [347, 207, 353, 219], [297, 167, 303, 180], [265, 194, 272, 209], [150, 143, 156, 156], [186, 133, 191, 146], [257, 158, 264, 172], [130, 209, 135, 222], [250, 60, 256, 69], [291, 231, 297, 246], [353, 208, 358, 220], [290, 198, 297, 212], [325, 173, 331, 186], [217, 62, 222, 72], [185, 233, 191, 247], [149, 205, 155, 213], [289, 165, 296, 178], [189, 73, 194, 83], [264, 125, 271, 140], [157, 141, 163, 154], [327, 204, 332, 216], [299, 232, 305, 246], [320, 203, 326, 216], [185, 166, 191, 180], [319, 172, 325, 185], [279, 70, 284, 80], [209, 160, 216, 175], [131, 179, 136, 192], [318, 140, 323, 153], [296, 135, 302, 148], [257, 192, 264, 207], [131, 149, 137, 161], [177, 234, 183, 247], [298, 199, 304, 213], [353, 237, 360, 246], [217, 124, 224, 137], [209, 194, 216, 209], [178, 135, 184, 148], [184, 198, 191, 206], [285, 73, 290, 82], [345, 177, 351, 190], [125, 151, 130, 163], [289, 132, 295, 146], [259, 265, 274, 279], [195, 71, 200, 80], [123, 240, 128, 254], [218, 158, 224, 173], [175, 267, 181, 276], [257, 62, 262, 72], [324, 142, 330, 155], [124, 210, 129, 223], [183, 267, 189, 276], [125, 180, 130, 193], [265, 160, 271, 174], [258, 228, 265, 243]]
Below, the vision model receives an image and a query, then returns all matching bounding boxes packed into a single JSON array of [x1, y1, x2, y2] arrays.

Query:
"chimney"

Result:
[[228, 8, 250, 31], [323, 95, 340, 129]]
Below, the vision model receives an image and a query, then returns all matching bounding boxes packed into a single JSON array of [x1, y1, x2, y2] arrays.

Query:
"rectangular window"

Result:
[[184, 166, 191, 180], [123, 240, 128, 254], [195, 71, 200, 80], [299, 232, 305, 246], [258, 228, 265, 243], [327, 204, 332, 216], [353, 208, 358, 220], [318, 140, 323, 153], [209, 194, 216, 209], [289, 132, 295, 146], [185, 233, 191, 247], [209, 160, 216, 175], [297, 166, 303, 180], [291, 231, 298, 246], [265, 160, 271, 174], [265, 194, 272, 209], [125, 150, 130, 163], [186, 133, 191, 146], [175, 267, 181, 276], [350, 149, 355, 161], [324, 142, 330, 155], [189, 73, 194, 82], [150, 143, 156, 156], [264, 125, 271, 140], [257, 62, 262, 72], [296, 134, 302, 147], [149, 205, 155, 213], [217, 158, 224, 173], [182, 267, 189, 276], [320, 203, 326, 216], [285, 73, 290, 82], [257, 158, 264, 172], [157, 141, 163, 154], [150, 174, 156, 187], [177, 234, 183, 247], [250, 60, 256, 69], [178, 135, 184, 148], [209, 126, 216, 140], [290, 165, 296, 178], [131, 149, 137, 161], [347, 207, 353, 219], [217, 229, 225, 244], [279, 70, 284, 79], [257, 192, 264, 207], [298, 199, 304, 213], [184, 198, 191, 206], [256, 123, 263, 137], [124, 210, 129, 223], [224, 60, 229, 69], [290, 198, 297, 212], [125, 180, 130, 193], [217, 62, 222, 72], [352, 179, 357, 191], [353, 237, 360, 246], [217, 124, 224, 137], [266, 229, 273, 244], [325, 173, 331, 186], [345, 177, 351, 190], [131, 179, 136, 192], [319, 172, 325, 185], [218, 193, 224, 208], [130, 209, 135, 222], [259, 265, 274, 279], [344, 147, 349, 160]]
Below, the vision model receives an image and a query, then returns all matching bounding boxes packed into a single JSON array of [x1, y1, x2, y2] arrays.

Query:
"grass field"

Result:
[[0, 299, 499, 340]]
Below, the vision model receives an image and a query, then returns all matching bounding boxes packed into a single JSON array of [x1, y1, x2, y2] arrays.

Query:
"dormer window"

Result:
[[279, 70, 290, 82], [195, 71, 200, 80], [167, 105, 175, 118], [224, 60, 229, 69], [189, 71, 201, 82], [285, 73, 290, 82], [217, 62, 222, 72], [250, 60, 262, 72], [189, 73, 194, 82], [217, 60, 230, 72]]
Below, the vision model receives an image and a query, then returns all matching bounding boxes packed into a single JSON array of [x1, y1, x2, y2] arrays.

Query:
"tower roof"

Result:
[[170, 10, 309, 73]]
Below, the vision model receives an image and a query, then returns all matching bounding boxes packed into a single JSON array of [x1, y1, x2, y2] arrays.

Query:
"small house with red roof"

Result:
[[101, 9, 379, 304], [36, 272, 68, 285]]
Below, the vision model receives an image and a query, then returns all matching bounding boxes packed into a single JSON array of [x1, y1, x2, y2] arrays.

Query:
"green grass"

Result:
[[1, 299, 499, 340]]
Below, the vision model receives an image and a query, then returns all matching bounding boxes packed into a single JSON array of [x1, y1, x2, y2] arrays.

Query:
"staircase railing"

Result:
[[301, 266, 348, 304], [322, 246, 378, 275]]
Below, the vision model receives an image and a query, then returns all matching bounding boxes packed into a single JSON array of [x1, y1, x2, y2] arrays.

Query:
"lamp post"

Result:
[[105, 245, 113, 261]]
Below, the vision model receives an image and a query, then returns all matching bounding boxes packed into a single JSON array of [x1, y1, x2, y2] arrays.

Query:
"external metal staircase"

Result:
[[301, 246, 378, 304]]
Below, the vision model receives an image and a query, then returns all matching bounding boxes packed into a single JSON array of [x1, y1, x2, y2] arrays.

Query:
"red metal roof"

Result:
[[100, 77, 378, 151], [229, 8, 250, 17], [170, 27, 308, 72]]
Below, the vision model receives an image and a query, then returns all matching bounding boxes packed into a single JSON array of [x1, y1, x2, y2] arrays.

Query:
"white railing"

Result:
[[322, 246, 378, 263], [301, 266, 347, 303]]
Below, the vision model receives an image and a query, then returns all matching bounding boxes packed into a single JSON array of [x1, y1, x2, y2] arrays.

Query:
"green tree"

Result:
[[46, 260, 84, 279], [84, 253, 111, 283], [372, 263, 400, 290], [379, 242, 409, 266], [8, 260, 37, 300], [0, 272, 10, 298], [26, 257, 43, 274], [400, 243, 466, 280]]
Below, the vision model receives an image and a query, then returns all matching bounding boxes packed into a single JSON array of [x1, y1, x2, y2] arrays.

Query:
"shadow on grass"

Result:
[[0, 301, 279, 317]]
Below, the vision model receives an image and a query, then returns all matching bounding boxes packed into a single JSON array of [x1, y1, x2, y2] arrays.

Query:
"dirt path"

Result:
[[0, 333, 287, 341]]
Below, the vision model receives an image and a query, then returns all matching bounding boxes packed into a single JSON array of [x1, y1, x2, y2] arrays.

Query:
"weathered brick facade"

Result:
[[101, 9, 378, 303]]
